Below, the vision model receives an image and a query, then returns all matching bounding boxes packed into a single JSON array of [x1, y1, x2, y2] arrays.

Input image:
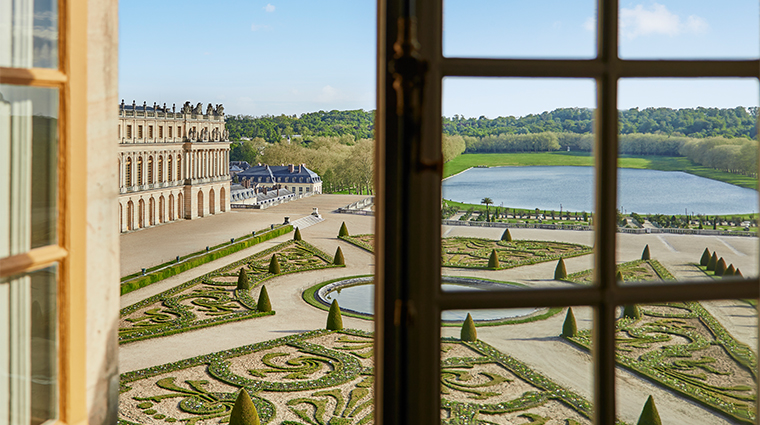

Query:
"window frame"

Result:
[[374, 1, 760, 424], [0, 0, 89, 423]]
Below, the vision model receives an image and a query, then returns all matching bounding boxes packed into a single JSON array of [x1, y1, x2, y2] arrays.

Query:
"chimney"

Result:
[[288, 164, 294, 173]]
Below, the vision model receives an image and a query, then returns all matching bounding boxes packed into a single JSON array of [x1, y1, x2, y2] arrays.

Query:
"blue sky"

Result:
[[120, 1, 759, 118]]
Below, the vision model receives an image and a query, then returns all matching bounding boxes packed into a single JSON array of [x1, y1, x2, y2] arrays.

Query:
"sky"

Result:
[[119, 0, 759, 119]]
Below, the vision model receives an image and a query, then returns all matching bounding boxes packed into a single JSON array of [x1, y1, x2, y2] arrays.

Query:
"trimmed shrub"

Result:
[[236, 268, 250, 290], [460, 313, 477, 341], [616, 270, 624, 282], [293, 227, 302, 241], [338, 222, 349, 237], [334, 246, 345, 266], [257, 286, 272, 312], [268, 254, 281, 274], [736, 268, 743, 278], [636, 395, 662, 425], [700, 248, 711, 267], [326, 300, 343, 330], [641, 245, 651, 260], [724, 264, 735, 277], [561, 308, 577, 338], [554, 258, 567, 280], [229, 389, 260, 425], [707, 252, 718, 271], [501, 229, 512, 242], [623, 304, 641, 320], [488, 249, 500, 269], [715, 258, 727, 276]]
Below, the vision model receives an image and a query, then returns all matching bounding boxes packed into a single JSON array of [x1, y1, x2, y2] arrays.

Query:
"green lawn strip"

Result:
[[119, 239, 343, 344], [120, 329, 604, 425], [567, 259, 672, 285], [340, 235, 374, 253], [120, 225, 293, 295], [444, 152, 757, 190]]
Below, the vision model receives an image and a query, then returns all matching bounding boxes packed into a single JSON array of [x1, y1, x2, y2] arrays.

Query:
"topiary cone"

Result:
[[616, 270, 624, 282], [334, 246, 345, 265], [554, 258, 568, 280], [257, 285, 272, 312], [736, 268, 743, 278], [561, 307, 577, 338], [700, 248, 711, 267], [707, 252, 718, 271], [724, 264, 735, 277], [338, 222, 349, 237], [326, 299, 343, 330], [229, 389, 260, 425], [293, 227, 302, 241], [487, 249, 500, 269], [641, 245, 651, 260], [501, 228, 512, 242], [460, 313, 477, 341], [636, 395, 662, 425], [268, 254, 281, 274], [623, 304, 641, 320], [715, 257, 727, 276], [236, 268, 250, 290]]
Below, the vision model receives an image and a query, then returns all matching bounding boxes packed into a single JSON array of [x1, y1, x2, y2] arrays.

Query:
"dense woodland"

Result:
[[229, 106, 759, 193]]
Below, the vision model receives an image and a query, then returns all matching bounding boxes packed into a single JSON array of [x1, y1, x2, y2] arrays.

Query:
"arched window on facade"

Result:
[[158, 156, 164, 182], [178, 192, 184, 219], [209, 188, 215, 215], [167, 156, 173, 182], [169, 194, 174, 220], [197, 190, 204, 217], [125, 157, 132, 187], [148, 156, 154, 184], [220, 187, 226, 212], [177, 155, 182, 180], [137, 157, 143, 185]]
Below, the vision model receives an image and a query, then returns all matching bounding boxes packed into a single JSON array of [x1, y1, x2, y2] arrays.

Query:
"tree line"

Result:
[[226, 110, 374, 143]]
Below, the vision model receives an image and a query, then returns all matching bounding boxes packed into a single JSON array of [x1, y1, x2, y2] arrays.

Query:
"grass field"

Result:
[[443, 152, 758, 190]]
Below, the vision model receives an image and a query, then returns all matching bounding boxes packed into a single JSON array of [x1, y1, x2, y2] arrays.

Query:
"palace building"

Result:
[[118, 100, 231, 232]]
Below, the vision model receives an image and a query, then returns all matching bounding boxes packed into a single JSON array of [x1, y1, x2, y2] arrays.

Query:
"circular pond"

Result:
[[315, 276, 536, 322]]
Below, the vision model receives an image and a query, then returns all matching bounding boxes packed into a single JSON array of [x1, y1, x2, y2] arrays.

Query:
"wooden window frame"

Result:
[[0, 0, 89, 423], [374, 1, 760, 424]]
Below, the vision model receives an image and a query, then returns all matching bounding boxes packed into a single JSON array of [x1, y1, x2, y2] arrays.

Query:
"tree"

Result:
[[636, 395, 662, 425], [616, 270, 624, 282], [736, 268, 743, 277], [460, 313, 477, 341], [293, 227, 302, 241], [338, 222, 349, 237], [641, 245, 651, 260], [700, 248, 711, 266], [561, 308, 577, 338], [724, 264, 736, 276], [623, 304, 641, 320], [326, 299, 343, 330], [229, 389, 260, 425], [707, 252, 718, 271], [334, 246, 345, 265], [481, 197, 493, 222], [715, 257, 727, 276], [257, 285, 272, 312], [488, 249, 500, 269], [501, 228, 512, 242], [268, 254, 281, 274], [236, 268, 250, 290], [554, 258, 567, 280]]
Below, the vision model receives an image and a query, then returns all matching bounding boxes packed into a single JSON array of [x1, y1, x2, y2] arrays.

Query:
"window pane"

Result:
[[441, 306, 593, 423], [610, 300, 757, 424], [0, 0, 58, 68], [616, 79, 758, 284], [619, 1, 759, 59], [441, 78, 596, 290], [0, 84, 58, 256], [0, 264, 58, 424], [443, 0, 596, 59]]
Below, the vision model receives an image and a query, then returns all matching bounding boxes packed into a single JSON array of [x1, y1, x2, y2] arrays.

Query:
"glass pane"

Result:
[[441, 78, 596, 290], [441, 306, 594, 423], [0, 84, 59, 257], [443, 0, 596, 59], [619, 1, 759, 59], [0, 0, 58, 68], [616, 79, 758, 284], [0, 264, 58, 424], [613, 300, 757, 424]]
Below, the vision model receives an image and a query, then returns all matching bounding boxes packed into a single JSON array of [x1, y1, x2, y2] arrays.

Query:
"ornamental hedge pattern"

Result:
[[120, 330, 607, 425], [119, 240, 343, 344]]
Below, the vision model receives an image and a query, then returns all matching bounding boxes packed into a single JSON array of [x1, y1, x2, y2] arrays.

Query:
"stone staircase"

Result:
[[290, 214, 325, 230]]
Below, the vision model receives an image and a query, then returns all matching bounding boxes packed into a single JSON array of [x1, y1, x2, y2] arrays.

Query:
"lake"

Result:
[[442, 166, 758, 215]]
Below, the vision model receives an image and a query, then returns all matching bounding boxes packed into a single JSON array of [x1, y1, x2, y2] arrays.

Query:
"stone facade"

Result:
[[118, 100, 231, 232], [236, 163, 323, 197]]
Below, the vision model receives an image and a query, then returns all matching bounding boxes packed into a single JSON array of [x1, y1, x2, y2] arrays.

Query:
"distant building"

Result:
[[118, 100, 231, 232], [236, 163, 323, 197]]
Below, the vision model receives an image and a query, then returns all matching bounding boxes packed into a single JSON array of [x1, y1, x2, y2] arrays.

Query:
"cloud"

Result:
[[582, 16, 595, 32], [317, 85, 339, 102], [620, 3, 708, 39], [263, 3, 275, 12], [251, 23, 271, 31]]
